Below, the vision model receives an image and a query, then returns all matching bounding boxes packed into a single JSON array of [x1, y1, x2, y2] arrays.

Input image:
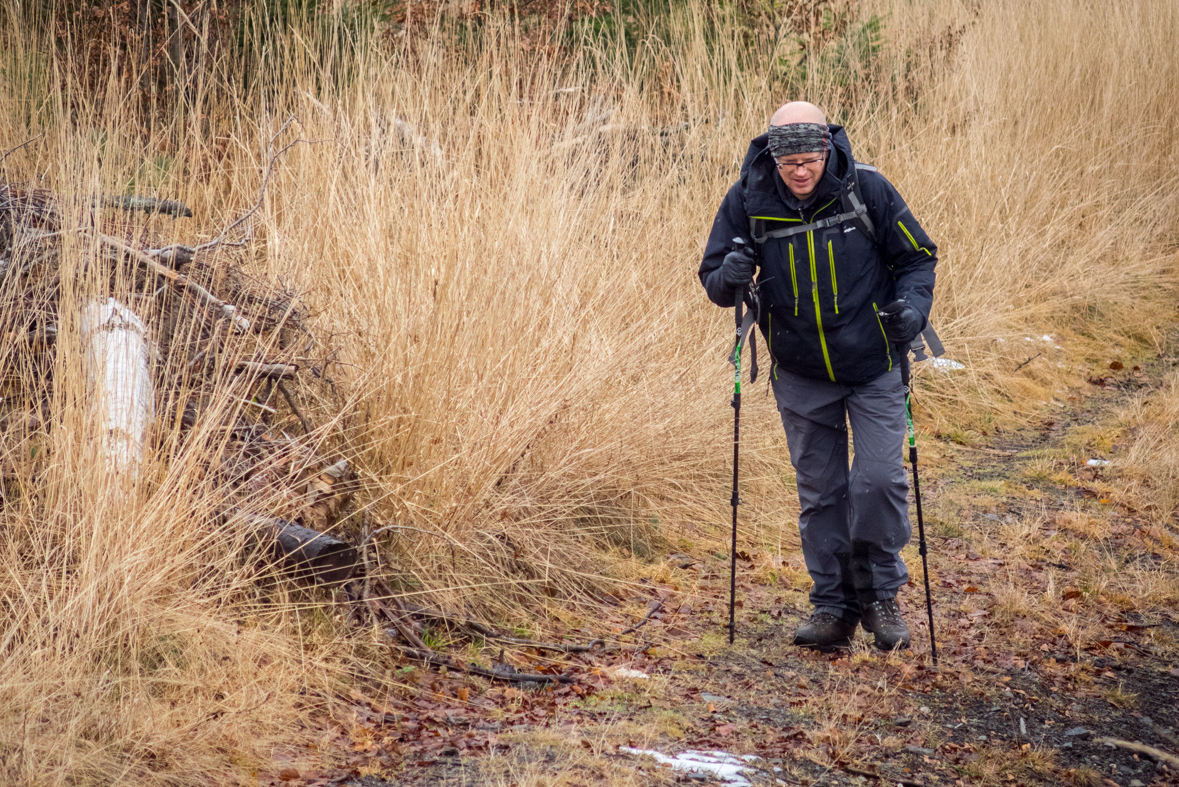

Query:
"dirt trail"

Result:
[[278, 352, 1179, 787]]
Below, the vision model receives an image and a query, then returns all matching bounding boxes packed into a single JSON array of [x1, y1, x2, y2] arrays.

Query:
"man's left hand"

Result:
[[878, 300, 923, 344]]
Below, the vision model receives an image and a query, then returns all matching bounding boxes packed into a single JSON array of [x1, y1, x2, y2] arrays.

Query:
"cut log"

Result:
[[81, 298, 154, 479], [303, 459, 353, 529], [238, 512, 357, 585]]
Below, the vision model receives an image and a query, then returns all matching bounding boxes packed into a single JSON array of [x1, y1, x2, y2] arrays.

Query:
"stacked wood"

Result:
[[0, 175, 353, 585]]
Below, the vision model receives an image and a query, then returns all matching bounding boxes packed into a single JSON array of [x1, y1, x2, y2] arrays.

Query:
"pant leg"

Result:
[[770, 370, 859, 623], [845, 368, 911, 600]]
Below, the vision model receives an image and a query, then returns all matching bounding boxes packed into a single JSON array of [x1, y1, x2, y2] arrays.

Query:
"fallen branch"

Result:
[[96, 195, 192, 218], [1095, 738, 1179, 769], [390, 643, 574, 684], [277, 380, 311, 434], [91, 230, 251, 332], [416, 610, 603, 654], [236, 361, 298, 379]]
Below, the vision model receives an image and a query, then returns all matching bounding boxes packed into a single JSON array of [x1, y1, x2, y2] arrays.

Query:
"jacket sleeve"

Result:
[[698, 181, 748, 308], [863, 173, 937, 320]]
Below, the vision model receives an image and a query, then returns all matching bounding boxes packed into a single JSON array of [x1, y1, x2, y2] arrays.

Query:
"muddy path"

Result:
[[280, 351, 1179, 787]]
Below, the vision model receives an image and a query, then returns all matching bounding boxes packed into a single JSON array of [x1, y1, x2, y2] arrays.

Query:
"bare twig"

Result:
[[277, 380, 311, 434], [1013, 353, 1042, 372], [194, 116, 302, 253], [1095, 738, 1179, 769], [616, 599, 664, 638], [0, 134, 44, 168]]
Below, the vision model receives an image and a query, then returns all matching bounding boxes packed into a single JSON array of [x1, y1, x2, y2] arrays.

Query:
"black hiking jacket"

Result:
[[699, 126, 937, 385]]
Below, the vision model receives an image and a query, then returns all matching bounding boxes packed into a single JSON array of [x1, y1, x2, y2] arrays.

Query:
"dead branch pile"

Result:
[[0, 178, 359, 582]]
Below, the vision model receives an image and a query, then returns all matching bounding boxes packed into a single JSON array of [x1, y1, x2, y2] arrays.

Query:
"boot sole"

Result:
[[872, 638, 911, 651]]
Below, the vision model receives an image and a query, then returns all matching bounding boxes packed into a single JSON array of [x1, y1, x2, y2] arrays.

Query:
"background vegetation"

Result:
[[0, 0, 1176, 782]]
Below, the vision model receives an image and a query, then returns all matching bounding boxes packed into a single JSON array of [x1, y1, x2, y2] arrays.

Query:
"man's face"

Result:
[[775, 150, 827, 199]]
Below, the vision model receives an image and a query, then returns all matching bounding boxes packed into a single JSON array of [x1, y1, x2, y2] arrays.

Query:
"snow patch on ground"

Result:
[[619, 748, 760, 785], [922, 357, 966, 371]]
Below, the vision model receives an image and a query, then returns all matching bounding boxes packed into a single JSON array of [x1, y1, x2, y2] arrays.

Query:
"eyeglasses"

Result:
[[775, 155, 826, 171]]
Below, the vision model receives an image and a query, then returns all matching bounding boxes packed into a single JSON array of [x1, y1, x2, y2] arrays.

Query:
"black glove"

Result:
[[719, 240, 755, 289], [877, 299, 924, 344]]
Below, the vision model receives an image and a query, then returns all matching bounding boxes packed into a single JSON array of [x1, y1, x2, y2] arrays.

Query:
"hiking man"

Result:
[[698, 101, 937, 651]]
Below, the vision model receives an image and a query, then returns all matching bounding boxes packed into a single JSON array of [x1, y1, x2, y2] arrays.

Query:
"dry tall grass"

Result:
[[0, 0, 1176, 782]]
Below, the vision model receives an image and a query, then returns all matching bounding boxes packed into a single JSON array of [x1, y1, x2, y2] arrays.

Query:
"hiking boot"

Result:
[[860, 597, 911, 651], [793, 612, 857, 651]]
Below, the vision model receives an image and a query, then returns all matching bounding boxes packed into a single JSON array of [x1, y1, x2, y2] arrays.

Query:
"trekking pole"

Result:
[[727, 239, 751, 645], [898, 347, 938, 665]]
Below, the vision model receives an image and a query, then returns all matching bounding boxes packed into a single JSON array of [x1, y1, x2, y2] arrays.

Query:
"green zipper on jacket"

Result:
[[898, 220, 932, 256], [768, 312, 778, 380], [803, 199, 838, 382], [808, 230, 836, 382], [873, 301, 894, 372], [787, 244, 799, 315], [827, 240, 838, 314]]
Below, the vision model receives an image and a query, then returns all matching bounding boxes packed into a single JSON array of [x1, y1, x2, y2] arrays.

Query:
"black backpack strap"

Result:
[[756, 212, 862, 241], [909, 324, 946, 362], [843, 162, 877, 245], [748, 217, 766, 245]]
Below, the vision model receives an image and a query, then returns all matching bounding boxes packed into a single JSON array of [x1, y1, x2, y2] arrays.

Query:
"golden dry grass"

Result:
[[0, 0, 1176, 782]]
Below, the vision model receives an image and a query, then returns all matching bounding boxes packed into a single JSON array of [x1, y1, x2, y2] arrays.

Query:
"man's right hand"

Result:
[[719, 241, 756, 289]]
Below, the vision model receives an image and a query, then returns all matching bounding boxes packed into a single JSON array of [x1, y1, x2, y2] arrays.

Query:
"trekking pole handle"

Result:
[[897, 341, 911, 393]]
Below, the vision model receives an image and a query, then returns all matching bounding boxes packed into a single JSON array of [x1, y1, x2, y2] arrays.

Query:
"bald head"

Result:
[[770, 101, 826, 126], [767, 102, 829, 200]]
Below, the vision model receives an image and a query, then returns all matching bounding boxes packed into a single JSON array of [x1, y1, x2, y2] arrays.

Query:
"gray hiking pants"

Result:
[[770, 366, 911, 624]]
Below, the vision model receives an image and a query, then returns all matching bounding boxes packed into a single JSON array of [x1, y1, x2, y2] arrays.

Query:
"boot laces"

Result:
[[867, 599, 903, 626]]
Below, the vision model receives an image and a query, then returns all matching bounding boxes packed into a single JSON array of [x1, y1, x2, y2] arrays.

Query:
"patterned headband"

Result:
[[767, 123, 830, 157]]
